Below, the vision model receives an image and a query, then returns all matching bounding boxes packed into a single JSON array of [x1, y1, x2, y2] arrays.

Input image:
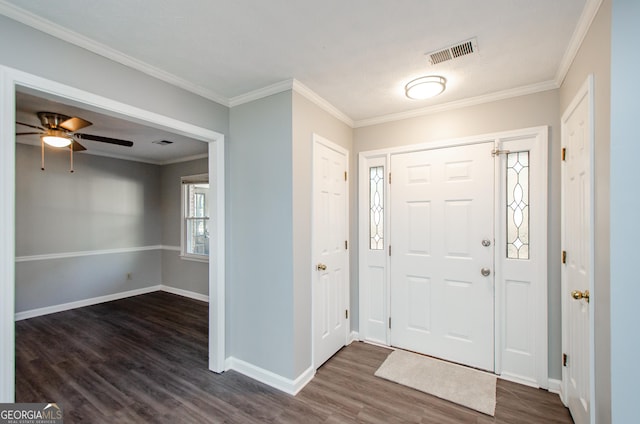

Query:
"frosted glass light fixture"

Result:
[[405, 75, 447, 100], [41, 129, 72, 147]]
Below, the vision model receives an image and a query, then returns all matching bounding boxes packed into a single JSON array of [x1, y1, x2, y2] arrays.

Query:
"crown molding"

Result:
[[554, 0, 604, 86], [229, 79, 355, 128], [228, 79, 294, 107], [1, 0, 599, 131], [291, 80, 354, 127], [354, 80, 558, 128], [0, 1, 229, 106], [159, 153, 209, 165]]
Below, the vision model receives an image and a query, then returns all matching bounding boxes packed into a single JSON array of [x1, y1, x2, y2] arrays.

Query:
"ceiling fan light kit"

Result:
[[41, 129, 72, 147], [405, 75, 447, 100], [16, 111, 134, 173]]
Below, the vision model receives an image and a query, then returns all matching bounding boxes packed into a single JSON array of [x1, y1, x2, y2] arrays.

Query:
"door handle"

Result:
[[316, 263, 327, 271], [480, 268, 491, 277], [571, 289, 590, 303]]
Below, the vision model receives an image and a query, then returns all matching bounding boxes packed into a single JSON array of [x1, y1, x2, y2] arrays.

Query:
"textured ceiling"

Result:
[[2, 0, 589, 124]]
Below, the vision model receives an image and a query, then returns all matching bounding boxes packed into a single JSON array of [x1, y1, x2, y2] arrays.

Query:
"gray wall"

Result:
[[291, 91, 353, 376], [15, 144, 163, 311], [161, 158, 209, 295], [610, 0, 639, 422], [15, 144, 211, 312], [559, 0, 611, 421], [353, 90, 563, 378], [228, 91, 295, 378]]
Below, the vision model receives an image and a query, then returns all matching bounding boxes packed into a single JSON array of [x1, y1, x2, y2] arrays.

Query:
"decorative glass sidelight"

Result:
[[369, 166, 384, 250], [507, 152, 530, 259]]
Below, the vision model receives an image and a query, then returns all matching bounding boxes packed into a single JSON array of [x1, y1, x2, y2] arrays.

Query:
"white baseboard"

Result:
[[14, 284, 210, 321], [348, 331, 360, 344], [548, 378, 563, 399], [225, 357, 315, 396], [15, 285, 162, 321], [498, 372, 545, 389], [160, 285, 209, 303]]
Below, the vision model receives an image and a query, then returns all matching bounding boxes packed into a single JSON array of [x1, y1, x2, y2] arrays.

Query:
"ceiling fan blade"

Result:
[[16, 132, 43, 136], [60, 116, 92, 132], [70, 140, 87, 152], [75, 133, 134, 147], [16, 121, 44, 131]]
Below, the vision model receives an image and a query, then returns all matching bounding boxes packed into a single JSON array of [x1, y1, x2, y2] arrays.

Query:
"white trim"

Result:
[[15, 245, 165, 263], [14, 285, 162, 321], [353, 81, 558, 128], [554, 0, 605, 86], [14, 285, 208, 321], [161, 285, 209, 303], [225, 357, 315, 396], [499, 372, 542, 389], [0, 1, 228, 106], [292, 80, 354, 127], [0, 66, 226, 401], [0, 65, 16, 403], [208, 135, 226, 373], [229, 79, 355, 128], [162, 245, 181, 252], [548, 378, 564, 398], [348, 331, 360, 345], [159, 153, 209, 166], [228, 80, 294, 107]]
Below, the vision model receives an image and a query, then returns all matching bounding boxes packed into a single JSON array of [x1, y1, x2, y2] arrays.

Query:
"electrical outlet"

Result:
[[127, 273, 132, 280]]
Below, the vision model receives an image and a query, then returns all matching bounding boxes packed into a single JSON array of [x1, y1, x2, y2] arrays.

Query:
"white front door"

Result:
[[562, 78, 593, 424], [390, 142, 495, 371], [312, 135, 349, 369]]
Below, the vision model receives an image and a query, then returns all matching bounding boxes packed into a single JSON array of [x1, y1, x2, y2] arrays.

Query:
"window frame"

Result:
[[180, 173, 210, 263]]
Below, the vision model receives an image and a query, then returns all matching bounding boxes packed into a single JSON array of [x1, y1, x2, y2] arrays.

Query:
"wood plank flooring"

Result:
[[16, 292, 573, 423]]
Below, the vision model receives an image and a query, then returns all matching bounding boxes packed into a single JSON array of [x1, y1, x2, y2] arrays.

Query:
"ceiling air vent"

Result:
[[427, 38, 478, 65], [152, 140, 174, 146]]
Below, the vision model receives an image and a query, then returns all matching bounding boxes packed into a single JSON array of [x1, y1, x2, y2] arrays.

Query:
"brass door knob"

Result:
[[316, 263, 327, 271], [571, 289, 590, 303]]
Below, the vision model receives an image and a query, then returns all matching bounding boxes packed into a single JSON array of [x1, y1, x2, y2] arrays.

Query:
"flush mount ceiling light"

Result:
[[405, 75, 447, 100]]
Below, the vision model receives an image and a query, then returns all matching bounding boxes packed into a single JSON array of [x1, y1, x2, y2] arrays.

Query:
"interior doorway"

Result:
[[0, 66, 225, 401]]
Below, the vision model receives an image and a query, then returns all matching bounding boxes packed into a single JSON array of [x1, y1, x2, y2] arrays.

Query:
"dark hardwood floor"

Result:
[[16, 292, 573, 423]]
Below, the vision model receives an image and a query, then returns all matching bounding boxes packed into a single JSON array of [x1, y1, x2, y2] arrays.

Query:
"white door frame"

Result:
[[0, 66, 226, 401], [311, 133, 350, 369], [560, 75, 595, 422], [358, 126, 548, 387]]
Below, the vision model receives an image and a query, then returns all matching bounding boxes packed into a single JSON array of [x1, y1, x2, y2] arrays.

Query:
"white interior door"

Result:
[[313, 135, 349, 369], [562, 78, 593, 424], [390, 142, 495, 371]]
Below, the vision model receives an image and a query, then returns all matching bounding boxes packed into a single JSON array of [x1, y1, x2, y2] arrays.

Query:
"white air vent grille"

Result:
[[427, 38, 477, 65], [152, 140, 174, 146]]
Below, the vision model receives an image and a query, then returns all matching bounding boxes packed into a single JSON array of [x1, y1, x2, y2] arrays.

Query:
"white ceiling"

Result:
[[4, 0, 594, 159]]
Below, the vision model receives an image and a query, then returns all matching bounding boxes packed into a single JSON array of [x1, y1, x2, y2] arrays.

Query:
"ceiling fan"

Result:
[[16, 111, 134, 172]]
